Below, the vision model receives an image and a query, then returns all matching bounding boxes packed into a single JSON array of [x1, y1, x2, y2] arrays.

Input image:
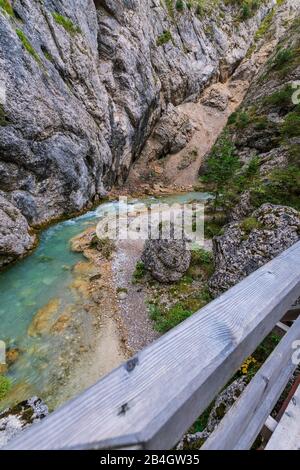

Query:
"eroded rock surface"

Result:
[[0, 195, 36, 268], [0, 0, 276, 265], [0, 397, 48, 448], [142, 231, 191, 283], [209, 204, 300, 296]]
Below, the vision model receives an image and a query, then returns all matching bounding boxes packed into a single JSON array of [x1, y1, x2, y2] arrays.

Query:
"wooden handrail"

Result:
[[5, 241, 300, 450], [202, 314, 300, 449]]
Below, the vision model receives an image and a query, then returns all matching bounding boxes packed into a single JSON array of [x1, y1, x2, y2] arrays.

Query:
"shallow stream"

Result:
[[0, 192, 211, 410]]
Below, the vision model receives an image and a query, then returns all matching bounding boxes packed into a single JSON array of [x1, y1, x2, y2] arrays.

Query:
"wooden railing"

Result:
[[5, 241, 300, 450]]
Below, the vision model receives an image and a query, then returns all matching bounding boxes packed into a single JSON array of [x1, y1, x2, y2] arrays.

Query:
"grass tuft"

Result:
[[16, 29, 41, 64], [52, 12, 81, 35]]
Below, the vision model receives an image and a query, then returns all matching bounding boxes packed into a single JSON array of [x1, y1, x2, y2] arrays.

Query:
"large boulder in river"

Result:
[[141, 230, 191, 283], [209, 204, 300, 297]]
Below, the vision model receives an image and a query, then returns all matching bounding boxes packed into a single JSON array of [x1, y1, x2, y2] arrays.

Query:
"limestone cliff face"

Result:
[[0, 0, 275, 267]]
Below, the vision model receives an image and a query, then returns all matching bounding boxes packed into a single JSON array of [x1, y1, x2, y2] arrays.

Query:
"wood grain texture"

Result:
[[202, 315, 300, 450], [5, 241, 300, 450], [266, 385, 300, 450]]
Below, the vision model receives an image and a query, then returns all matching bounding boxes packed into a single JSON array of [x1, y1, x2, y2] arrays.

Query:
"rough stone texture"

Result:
[[0, 194, 36, 268], [209, 204, 300, 296], [0, 397, 48, 448], [201, 85, 229, 111], [230, 190, 254, 222], [142, 231, 191, 283], [0, 0, 276, 266], [151, 104, 195, 157], [177, 378, 246, 449]]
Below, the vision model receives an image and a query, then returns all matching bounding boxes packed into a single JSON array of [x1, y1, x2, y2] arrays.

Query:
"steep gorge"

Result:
[[0, 0, 280, 268]]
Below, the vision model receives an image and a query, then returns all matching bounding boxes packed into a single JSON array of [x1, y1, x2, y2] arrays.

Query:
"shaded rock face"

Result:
[[209, 204, 300, 296], [151, 104, 194, 158], [142, 234, 191, 283], [0, 195, 36, 269], [0, 0, 275, 266], [177, 377, 246, 449], [0, 397, 48, 448]]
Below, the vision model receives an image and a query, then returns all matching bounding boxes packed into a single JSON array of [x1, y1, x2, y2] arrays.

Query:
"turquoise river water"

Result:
[[0, 192, 211, 410]]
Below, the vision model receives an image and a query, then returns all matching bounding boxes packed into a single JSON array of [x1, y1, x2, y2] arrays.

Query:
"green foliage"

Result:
[[42, 48, 55, 63], [0, 375, 11, 401], [253, 116, 268, 130], [244, 156, 260, 177], [156, 30, 173, 46], [176, 0, 185, 11], [281, 111, 300, 138], [0, 0, 14, 16], [228, 110, 251, 128], [254, 8, 275, 40], [190, 248, 214, 272], [52, 12, 81, 35], [16, 29, 41, 64], [204, 220, 225, 239], [289, 143, 300, 165], [225, 0, 264, 21], [241, 2, 251, 19], [264, 85, 293, 111], [0, 103, 9, 126], [240, 217, 262, 235], [250, 166, 300, 211], [272, 48, 295, 70], [149, 302, 193, 333], [132, 261, 146, 283], [202, 132, 240, 211], [164, 0, 175, 18], [147, 246, 214, 333]]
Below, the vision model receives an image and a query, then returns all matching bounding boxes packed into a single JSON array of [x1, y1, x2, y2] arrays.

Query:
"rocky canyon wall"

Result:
[[0, 0, 276, 267]]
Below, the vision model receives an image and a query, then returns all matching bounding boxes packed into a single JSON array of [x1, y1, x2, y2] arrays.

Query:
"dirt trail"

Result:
[[125, 35, 279, 194], [112, 239, 159, 353], [164, 81, 245, 188]]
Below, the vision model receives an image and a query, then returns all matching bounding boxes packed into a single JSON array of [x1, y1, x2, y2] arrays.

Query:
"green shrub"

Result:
[[240, 217, 262, 234], [0, 375, 11, 401], [237, 111, 250, 129], [272, 48, 295, 70], [156, 30, 173, 46], [253, 9, 275, 41], [202, 132, 240, 212], [16, 29, 41, 64], [264, 85, 293, 111], [204, 220, 225, 239], [228, 111, 238, 125], [0, 0, 14, 16], [250, 166, 300, 211], [52, 12, 81, 35], [241, 2, 251, 19], [228, 110, 250, 128], [132, 261, 146, 282], [176, 0, 185, 11], [150, 302, 192, 333], [244, 156, 260, 177], [281, 111, 300, 138]]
